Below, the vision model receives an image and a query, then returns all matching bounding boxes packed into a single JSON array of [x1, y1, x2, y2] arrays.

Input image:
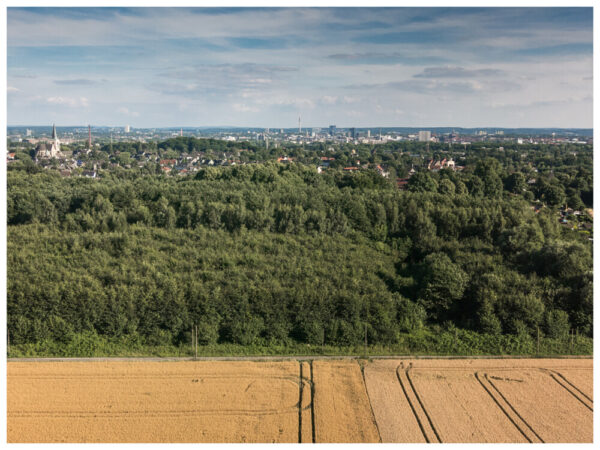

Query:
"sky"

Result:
[[6, 7, 593, 128]]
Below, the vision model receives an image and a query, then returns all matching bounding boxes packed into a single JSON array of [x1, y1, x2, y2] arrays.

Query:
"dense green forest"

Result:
[[7, 145, 593, 356]]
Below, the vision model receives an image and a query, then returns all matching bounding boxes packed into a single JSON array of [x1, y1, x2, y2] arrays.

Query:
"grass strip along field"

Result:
[[7, 358, 592, 443]]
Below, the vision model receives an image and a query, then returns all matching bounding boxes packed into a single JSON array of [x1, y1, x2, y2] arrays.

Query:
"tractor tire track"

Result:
[[477, 372, 544, 443], [298, 362, 303, 443], [539, 369, 593, 411], [309, 360, 316, 443], [395, 363, 440, 443], [359, 360, 382, 443], [474, 371, 534, 442], [405, 365, 442, 443]]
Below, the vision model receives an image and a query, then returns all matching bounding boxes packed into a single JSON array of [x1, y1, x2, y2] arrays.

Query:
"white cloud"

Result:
[[7, 86, 20, 92], [233, 103, 259, 113], [248, 78, 272, 84], [342, 96, 359, 104], [345, 110, 364, 118], [46, 96, 89, 107], [414, 66, 506, 78], [254, 96, 315, 109], [320, 95, 338, 105], [118, 106, 140, 117]]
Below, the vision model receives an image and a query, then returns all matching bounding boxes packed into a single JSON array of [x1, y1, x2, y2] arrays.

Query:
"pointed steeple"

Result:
[[52, 124, 57, 139]]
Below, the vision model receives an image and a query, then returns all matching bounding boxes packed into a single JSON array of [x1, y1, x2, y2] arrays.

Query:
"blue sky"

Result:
[[7, 7, 593, 128]]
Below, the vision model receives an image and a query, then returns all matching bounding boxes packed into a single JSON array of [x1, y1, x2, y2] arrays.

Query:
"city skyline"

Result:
[[7, 7, 593, 128]]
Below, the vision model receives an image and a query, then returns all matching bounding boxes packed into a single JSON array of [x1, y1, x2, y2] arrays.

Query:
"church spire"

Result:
[[52, 124, 57, 139]]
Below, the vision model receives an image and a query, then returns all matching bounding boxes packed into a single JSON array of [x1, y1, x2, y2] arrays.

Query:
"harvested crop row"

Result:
[[311, 360, 380, 443]]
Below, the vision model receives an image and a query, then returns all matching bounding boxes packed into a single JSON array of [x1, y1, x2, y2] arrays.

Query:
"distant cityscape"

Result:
[[6, 122, 593, 184], [8, 125, 593, 148]]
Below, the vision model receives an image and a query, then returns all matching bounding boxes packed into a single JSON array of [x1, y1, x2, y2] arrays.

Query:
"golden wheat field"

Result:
[[364, 358, 593, 443], [7, 358, 593, 443]]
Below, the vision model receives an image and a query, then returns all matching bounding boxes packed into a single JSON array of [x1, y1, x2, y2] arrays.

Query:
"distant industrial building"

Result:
[[418, 131, 431, 142]]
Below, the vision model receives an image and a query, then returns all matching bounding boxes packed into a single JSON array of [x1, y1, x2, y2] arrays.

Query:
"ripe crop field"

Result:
[[8, 361, 306, 443], [364, 358, 592, 443], [7, 358, 592, 443]]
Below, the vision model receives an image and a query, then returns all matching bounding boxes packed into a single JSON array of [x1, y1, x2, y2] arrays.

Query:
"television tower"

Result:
[[88, 125, 92, 149], [298, 115, 301, 133]]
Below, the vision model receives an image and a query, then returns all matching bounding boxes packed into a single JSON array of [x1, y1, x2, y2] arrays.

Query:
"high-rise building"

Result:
[[418, 131, 431, 142], [125, 125, 131, 133], [350, 127, 356, 139], [329, 125, 336, 136], [367, 130, 371, 138], [26, 129, 32, 137]]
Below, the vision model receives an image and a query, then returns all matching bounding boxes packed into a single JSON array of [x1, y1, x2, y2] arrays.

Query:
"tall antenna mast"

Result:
[[88, 125, 91, 149], [298, 115, 301, 133]]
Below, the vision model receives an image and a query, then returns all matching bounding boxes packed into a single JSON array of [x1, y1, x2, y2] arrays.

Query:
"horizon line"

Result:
[[7, 125, 594, 130]]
